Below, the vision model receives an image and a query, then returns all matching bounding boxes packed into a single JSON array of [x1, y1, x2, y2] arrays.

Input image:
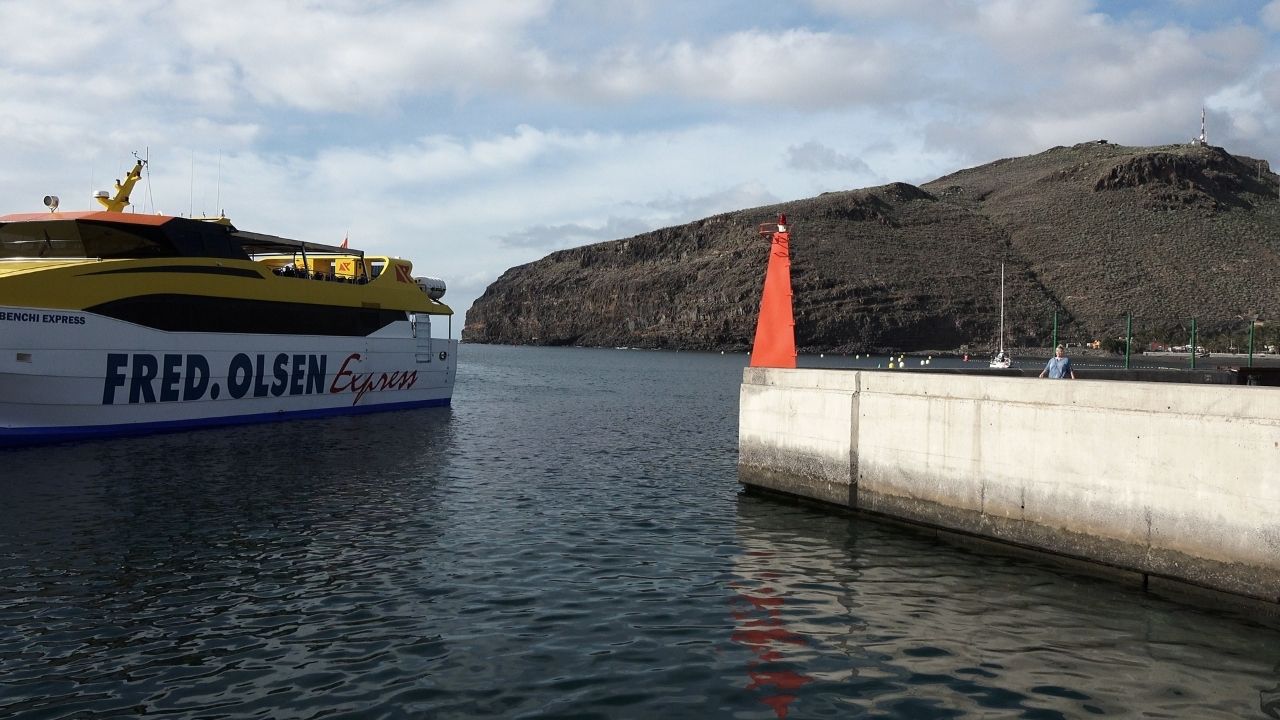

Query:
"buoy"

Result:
[[820, 353, 824, 358], [749, 213, 796, 369]]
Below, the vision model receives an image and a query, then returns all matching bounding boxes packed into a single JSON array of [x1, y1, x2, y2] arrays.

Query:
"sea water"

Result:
[[1, 344, 1277, 719]]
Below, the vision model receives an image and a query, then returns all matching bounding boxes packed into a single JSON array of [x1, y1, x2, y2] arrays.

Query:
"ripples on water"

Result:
[[1, 345, 1277, 719]]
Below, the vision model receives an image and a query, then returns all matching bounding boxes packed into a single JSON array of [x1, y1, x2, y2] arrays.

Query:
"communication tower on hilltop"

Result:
[[1192, 106, 1208, 147]]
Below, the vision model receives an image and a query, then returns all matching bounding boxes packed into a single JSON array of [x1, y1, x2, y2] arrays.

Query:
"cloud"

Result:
[[785, 141, 872, 174], [497, 216, 652, 249], [644, 181, 782, 222], [576, 29, 925, 109], [0, 0, 1278, 331], [1264, 1, 1280, 31], [305, 125, 614, 194], [0, 2, 117, 70], [1260, 69, 1280, 112], [168, 0, 559, 112], [967, 0, 1108, 61], [806, 0, 974, 25], [886, 4, 1268, 165], [1044, 25, 1261, 112]]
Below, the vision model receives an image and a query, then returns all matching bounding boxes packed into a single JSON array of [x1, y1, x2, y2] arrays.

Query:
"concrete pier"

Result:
[[739, 368, 1280, 603]]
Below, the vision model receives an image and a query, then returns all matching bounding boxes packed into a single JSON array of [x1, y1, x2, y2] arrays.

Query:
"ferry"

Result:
[[0, 158, 457, 446]]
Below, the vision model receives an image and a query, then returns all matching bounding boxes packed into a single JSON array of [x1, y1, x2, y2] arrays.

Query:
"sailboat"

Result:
[[990, 263, 1012, 368]]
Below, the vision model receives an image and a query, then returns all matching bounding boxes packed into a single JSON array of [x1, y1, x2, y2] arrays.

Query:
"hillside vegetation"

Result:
[[464, 142, 1280, 353]]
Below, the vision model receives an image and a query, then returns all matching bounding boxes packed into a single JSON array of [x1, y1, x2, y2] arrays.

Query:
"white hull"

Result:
[[0, 305, 456, 445]]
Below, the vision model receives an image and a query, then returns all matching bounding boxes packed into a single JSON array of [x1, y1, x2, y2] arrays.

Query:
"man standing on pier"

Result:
[[1039, 345, 1076, 379]]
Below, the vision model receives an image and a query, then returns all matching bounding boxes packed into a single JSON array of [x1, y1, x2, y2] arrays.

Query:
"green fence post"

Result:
[[1125, 313, 1132, 369], [1190, 318, 1197, 370]]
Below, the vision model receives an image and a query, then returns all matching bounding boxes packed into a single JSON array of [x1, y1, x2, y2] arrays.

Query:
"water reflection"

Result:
[[729, 569, 815, 718], [732, 491, 1280, 718], [4, 342, 1279, 719], [1263, 663, 1280, 719], [0, 408, 458, 718]]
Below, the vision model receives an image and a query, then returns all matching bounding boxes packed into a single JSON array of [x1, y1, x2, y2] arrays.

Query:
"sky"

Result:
[[2, 0, 1279, 331]]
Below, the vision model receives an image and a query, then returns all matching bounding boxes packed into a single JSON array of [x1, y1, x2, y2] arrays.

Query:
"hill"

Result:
[[463, 142, 1280, 353]]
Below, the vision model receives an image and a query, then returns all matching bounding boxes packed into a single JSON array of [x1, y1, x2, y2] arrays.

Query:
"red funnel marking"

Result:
[[750, 214, 796, 368]]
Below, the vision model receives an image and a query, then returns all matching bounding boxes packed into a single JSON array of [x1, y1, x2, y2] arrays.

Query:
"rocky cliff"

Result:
[[464, 142, 1280, 353]]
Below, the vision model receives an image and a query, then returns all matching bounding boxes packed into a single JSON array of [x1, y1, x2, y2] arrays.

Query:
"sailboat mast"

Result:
[[999, 263, 1005, 353]]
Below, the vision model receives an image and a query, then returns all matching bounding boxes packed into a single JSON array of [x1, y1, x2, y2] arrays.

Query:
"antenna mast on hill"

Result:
[[1193, 106, 1208, 147]]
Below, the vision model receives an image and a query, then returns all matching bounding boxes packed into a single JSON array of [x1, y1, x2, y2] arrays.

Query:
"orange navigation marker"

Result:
[[749, 213, 797, 368]]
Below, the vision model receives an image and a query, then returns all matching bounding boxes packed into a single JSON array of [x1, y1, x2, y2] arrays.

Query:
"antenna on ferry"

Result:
[[216, 150, 222, 218], [94, 153, 147, 212], [142, 147, 154, 214]]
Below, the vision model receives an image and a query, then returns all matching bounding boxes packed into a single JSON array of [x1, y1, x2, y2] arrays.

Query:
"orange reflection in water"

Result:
[[730, 568, 815, 719]]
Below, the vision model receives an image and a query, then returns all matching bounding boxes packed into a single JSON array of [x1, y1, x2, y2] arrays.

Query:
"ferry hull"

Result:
[[0, 306, 457, 446]]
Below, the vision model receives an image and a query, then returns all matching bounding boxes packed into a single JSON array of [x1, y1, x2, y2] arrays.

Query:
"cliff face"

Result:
[[464, 142, 1280, 352]]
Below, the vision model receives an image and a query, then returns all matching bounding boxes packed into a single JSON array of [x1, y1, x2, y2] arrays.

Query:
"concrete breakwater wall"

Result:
[[739, 368, 1280, 603]]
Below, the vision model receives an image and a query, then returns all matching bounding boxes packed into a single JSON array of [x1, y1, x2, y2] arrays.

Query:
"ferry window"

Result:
[[0, 222, 173, 259], [370, 261, 385, 278], [0, 222, 83, 258], [81, 224, 173, 258]]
